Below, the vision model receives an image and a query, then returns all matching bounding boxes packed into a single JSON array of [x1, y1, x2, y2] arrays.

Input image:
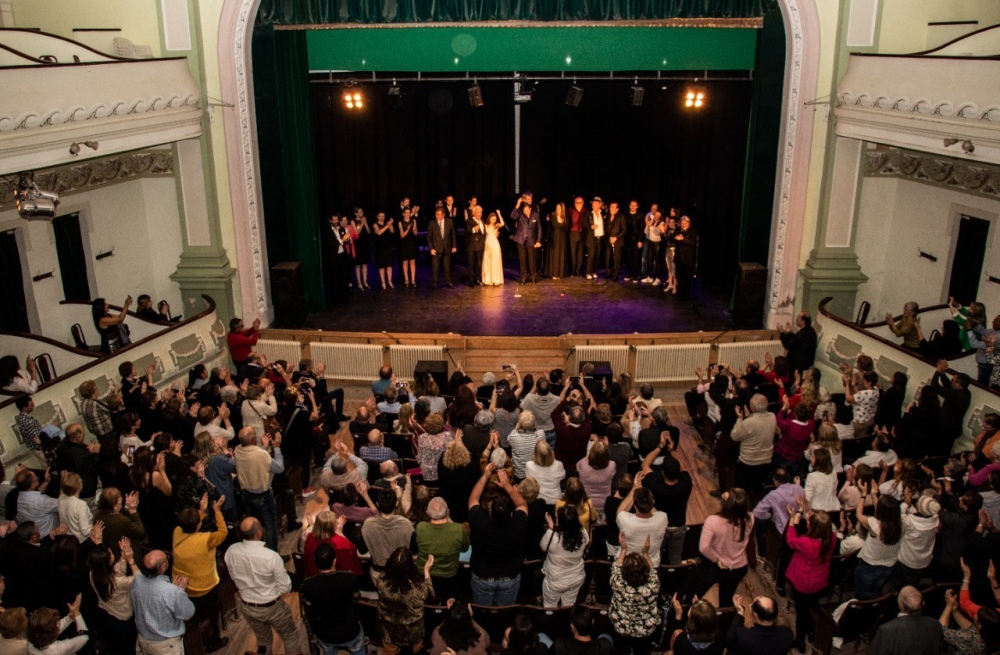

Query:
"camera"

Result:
[[396, 381, 408, 389], [502, 364, 513, 371]]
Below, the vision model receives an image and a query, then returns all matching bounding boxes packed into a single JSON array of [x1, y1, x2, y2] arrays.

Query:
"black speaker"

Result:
[[732, 262, 768, 329], [414, 360, 448, 391], [270, 261, 307, 329]]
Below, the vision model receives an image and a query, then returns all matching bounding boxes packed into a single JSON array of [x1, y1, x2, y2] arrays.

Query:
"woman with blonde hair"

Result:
[[556, 477, 597, 534], [395, 402, 414, 435], [525, 440, 565, 507], [57, 472, 93, 542], [417, 413, 452, 482], [303, 509, 362, 577], [192, 431, 237, 523], [437, 432, 478, 523], [27, 596, 88, 654], [507, 411, 545, 479], [577, 440, 616, 518]]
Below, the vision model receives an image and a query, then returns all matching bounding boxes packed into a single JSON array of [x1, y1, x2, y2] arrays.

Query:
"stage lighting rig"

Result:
[[513, 75, 533, 104], [13, 172, 59, 220], [683, 85, 706, 109], [468, 82, 484, 107], [629, 81, 645, 107], [388, 83, 403, 109], [565, 82, 584, 107], [343, 91, 363, 109]]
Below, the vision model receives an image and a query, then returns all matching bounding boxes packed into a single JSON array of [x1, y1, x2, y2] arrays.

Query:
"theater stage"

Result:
[[308, 262, 732, 336]]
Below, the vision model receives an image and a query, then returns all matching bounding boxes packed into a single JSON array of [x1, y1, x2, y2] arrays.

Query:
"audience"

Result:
[[540, 504, 589, 608], [868, 585, 943, 655], [610, 531, 661, 655], [300, 543, 365, 655], [376, 547, 436, 655]]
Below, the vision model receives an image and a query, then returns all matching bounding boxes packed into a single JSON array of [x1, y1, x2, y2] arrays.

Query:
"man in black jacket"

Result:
[[55, 423, 101, 500], [779, 311, 818, 375], [931, 359, 972, 456], [426, 207, 458, 289], [672, 215, 698, 299], [624, 200, 645, 282], [603, 201, 627, 281], [465, 205, 487, 287], [868, 586, 943, 655]]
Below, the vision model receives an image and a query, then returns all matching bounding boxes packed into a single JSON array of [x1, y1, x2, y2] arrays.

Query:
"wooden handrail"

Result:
[[0, 330, 99, 358], [0, 294, 217, 410], [818, 297, 998, 394]]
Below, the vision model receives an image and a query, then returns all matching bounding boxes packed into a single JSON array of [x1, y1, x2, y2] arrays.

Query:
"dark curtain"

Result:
[[0, 230, 30, 332], [257, 0, 771, 24], [52, 213, 91, 302], [948, 215, 989, 305], [311, 81, 515, 218], [252, 27, 325, 311]]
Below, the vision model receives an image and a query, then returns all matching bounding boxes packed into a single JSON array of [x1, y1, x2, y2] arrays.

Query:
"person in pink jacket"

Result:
[[785, 505, 837, 653], [776, 401, 815, 477], [698, 488, 754, 608]]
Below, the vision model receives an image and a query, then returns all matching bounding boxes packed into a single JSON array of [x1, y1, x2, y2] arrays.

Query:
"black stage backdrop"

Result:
[[311, 79, 752, 292]]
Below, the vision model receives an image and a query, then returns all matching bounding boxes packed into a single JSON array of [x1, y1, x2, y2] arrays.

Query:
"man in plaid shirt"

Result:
[[14, 395, 61, 467], [358, 429, 398, 463], [79, 379, 117, 441]]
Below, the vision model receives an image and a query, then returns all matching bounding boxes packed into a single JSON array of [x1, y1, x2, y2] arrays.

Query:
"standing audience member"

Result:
[[804, 449, 841, 512], [361, 489, 415, 586], [785, 506, 836, 653], [224, 518, 303, 654], [26, 595, 89, 655], [300, 543, 365, 655], [130, 550, 195, 654], [854, 494, 903, 599], [609, 532, 661, 655], [868, 586, 943, 655], [234, 427, 287, 550], [172, 494, 229, 652], [778, 312, 818, 375], [616, 473, 668, 567], [641, 448, 692, 565], [508, 412, 546, 479], [87, 541, 139, 654], [468, 466, 528, 606], [540, 505, 589, 608], [730, 394, 777, 496], [577, 441, 616, 519], [698, 488, 753, 607], [526, 440, 566, 507], [417, 413, 453, 482], [416, 497, 470, 602], [376, 547, 436, 655], [227, 317, 260, 370], [56, 472, 92, 542]]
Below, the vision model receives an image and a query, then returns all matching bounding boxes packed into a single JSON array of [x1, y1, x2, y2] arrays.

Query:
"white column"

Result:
[[824, 137, 864, 248]]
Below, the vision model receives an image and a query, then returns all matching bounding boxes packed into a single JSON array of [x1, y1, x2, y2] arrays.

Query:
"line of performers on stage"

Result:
[[323, 193, 698, 298]]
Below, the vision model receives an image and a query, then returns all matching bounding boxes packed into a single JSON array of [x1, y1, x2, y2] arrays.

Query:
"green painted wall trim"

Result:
[[305, 27, 758, 72]]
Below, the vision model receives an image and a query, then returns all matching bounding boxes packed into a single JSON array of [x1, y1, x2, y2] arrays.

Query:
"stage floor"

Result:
[[308, 263, 731, 335]]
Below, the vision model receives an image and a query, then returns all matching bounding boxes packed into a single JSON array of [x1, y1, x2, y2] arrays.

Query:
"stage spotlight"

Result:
[[629, 85, 645, 107], [683, 85, 706, 109], [513, 79, 532, 104], [344, 91, 363, 109], [388, 85, 403, 109], [468, 83, 484, 107], [565, 83, 584, 107]]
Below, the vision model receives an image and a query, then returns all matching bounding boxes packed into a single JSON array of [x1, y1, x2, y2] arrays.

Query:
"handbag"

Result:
[[248, 398, 281, 434], [537, 529, 557, 580]]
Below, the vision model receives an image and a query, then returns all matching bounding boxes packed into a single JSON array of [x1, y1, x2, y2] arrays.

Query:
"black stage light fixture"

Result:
[[467, 82, 484, 107], [565, 83, 584, 107], [629, 84, 645, 106], [388, 84, 402, 109]]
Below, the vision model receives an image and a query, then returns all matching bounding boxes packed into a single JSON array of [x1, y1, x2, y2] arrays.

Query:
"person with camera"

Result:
[[510, 191, 543, 284], [551, 377, 595, 475], [233, 426, 286, 550]]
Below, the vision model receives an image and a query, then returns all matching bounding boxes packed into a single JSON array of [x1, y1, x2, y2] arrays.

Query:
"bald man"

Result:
[[726, 594, 794, 655], [868, 586, 943, 655], [415, 497, 469, 601], [130, 549, 195, 654], [225, 518, 302, 654]]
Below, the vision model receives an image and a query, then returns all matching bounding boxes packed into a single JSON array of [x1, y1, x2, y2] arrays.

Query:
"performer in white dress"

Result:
[[482, 210, 505, 286]]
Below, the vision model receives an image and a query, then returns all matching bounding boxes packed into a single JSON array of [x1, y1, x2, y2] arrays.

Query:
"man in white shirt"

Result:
[[615, 474, 668, 566], [520, 377, 561, 441], [14, 468, 60, 537], [225, 517, 302, 654], [584, 197, 605, 279]]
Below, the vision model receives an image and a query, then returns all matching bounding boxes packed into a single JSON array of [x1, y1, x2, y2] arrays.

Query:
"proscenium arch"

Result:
[[218, 0, 822, 326]]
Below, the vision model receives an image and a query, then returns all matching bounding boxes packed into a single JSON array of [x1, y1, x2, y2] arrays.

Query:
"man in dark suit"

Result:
[[604, 201, 627, 281], [427, 207, 457, 289], [778, 311, 818, 375], [509, 191, 542, 283], [465, 205, 486, 287], [672, 215, 698, 299], [583, 196, 605, 279], [867, 586, 943, 655], [624, 200, 644, 282]]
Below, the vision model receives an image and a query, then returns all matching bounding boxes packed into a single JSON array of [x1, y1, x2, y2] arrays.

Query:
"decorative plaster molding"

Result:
[[839, 92, 1000, 122], [0, 94, 200, 133], [865, 148, 1000, 198], [0, 150, 174, 207]]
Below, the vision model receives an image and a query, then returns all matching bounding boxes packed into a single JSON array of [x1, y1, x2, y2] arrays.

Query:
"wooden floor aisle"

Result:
[[218, 393, 801, 655]]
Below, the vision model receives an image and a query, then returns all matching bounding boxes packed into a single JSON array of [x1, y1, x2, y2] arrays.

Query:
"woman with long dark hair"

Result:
[[88, 541, 139, 652], [430, 599, 490, 655], [446, 386, 481, 433], [854, 493, 903, 598], [128, 446, 174, 550], [375, 547, 436, 655], [786, 508, 836, 653], [0, 355, 38, 394], [546, 202, 568, 280], [540, 504, 589, 607], [698, 488, 753, 608], [91, 296, 132, 354]]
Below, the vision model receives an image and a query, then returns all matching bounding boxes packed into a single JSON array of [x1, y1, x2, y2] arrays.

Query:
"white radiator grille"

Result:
[[573, 345, 629, 377], [254, 339, 303, 367], [634, 344, 711, 382], [310, 342, 384, 381], [390, 345, 446, 378], [716, 340, 785, 370]]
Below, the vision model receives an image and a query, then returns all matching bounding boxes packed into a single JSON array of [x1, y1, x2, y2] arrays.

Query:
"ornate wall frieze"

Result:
[[838, 93, 1000, 122], [864, 148, 1000, 198], [0, 95, 200, 133], [0, 150, 174, 207]]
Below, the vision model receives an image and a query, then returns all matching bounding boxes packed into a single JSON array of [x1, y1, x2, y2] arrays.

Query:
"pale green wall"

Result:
[[877, 0, 1000, 53], [11, 0, 163, 54]]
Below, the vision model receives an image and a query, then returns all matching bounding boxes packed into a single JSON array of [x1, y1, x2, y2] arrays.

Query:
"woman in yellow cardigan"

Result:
[[172, 493, 229, 652]]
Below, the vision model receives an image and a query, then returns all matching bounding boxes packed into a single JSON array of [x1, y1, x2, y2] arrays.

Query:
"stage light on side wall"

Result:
[[683, 85, 706, 109], [629, 84, 645, 107], [566, 83, 584, 107], [344, 91, 363, 109], [468, 82, 484, 107]]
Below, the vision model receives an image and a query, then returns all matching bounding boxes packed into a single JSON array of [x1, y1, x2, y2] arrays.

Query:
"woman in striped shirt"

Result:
[[507, 411, 545, 480]]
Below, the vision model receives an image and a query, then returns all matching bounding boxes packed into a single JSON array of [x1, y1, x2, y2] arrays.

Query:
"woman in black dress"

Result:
[[92, 296, 132, 354], [350, 208, 372, 290], [398, 207, 418, 287], [545, 202, 568, 279], [372, 211, 396, 289]]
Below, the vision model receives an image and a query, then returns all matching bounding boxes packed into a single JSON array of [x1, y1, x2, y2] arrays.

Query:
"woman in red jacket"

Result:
[[775, 400, 815, 477], [785, 504, 836, 653]]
